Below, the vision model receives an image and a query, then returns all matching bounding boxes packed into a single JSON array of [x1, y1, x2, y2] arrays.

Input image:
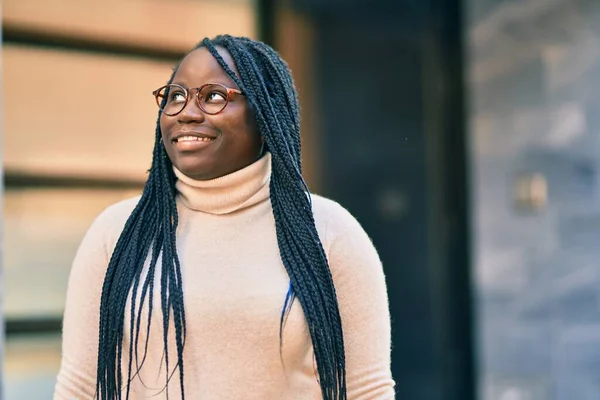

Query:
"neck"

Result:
[[173, 153, 272, 214]]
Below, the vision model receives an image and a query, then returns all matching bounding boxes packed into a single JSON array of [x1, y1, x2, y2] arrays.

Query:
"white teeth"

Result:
[[177, 136, 213, 142]]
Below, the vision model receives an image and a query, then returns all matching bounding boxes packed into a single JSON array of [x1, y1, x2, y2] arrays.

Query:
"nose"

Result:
[[177, 93, 205, 123]]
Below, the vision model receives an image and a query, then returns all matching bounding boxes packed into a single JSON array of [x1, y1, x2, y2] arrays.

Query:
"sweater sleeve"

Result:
[[54, 201, 131, 400], [325, 202, 396, 399]]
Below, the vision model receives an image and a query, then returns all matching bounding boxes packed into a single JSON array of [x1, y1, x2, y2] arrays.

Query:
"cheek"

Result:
[[236, 107, 261, 147], [232, 120, 261, 151], [159, 116, 168, 138], [221, 108, 257, 142], [243, 106, 259, 136]]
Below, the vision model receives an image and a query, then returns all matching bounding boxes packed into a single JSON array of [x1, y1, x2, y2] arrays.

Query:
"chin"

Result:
[[175, 159, 216, 181]]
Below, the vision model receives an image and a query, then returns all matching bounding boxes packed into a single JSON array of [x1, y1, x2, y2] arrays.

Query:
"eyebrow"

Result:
[[171, 80, 233, 88]]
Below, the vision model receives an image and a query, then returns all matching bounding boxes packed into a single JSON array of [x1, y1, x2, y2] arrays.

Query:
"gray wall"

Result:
[[467, 0, 600, 399]]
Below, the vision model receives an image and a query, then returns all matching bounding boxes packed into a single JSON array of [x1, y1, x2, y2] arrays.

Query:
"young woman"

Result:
[[54, 35, 395, 400]]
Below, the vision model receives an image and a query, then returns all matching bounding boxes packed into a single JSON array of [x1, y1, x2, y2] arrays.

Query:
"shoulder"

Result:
[[69, 195, 142, 276], [310, 193, 372, 249], [85, 195, 142, 251], [310, 194, 382, 281], [93, 195, 141, 229], [311, 194, 355, 225], [99, 195, 141, 219]]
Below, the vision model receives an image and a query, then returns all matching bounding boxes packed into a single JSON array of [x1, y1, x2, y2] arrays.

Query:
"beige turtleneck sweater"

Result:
[[54, 153, 395, 399]]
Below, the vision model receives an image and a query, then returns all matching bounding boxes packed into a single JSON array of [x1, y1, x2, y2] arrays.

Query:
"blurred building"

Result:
[[469, 0, 600, 399], [3, 0, 600, 399]]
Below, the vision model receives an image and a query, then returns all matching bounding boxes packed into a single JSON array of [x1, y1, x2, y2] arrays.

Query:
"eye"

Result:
[[169, 90, 187, 103], [205, 91, 227, 103]]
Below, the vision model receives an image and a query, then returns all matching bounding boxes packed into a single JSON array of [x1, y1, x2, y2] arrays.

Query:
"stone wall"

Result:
[[467, 0, 600, 398]]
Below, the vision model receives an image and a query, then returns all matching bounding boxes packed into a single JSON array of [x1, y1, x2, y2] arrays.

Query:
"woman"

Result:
[[54, 35, 395, 400]]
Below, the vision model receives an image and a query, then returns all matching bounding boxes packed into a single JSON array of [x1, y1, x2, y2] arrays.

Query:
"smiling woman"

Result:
[[53, 35, 395, 400]]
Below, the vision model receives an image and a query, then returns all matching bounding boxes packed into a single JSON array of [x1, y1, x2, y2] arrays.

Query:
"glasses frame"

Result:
[[152, 83, 244, 116]]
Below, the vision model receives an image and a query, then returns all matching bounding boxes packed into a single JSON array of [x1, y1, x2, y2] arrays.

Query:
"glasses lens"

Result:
[[199, 84, 229, 114], [156, 85, 187, 115]]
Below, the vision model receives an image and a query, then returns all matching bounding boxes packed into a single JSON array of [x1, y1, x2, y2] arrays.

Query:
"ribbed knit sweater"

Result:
[[54, 153, 395, 399]]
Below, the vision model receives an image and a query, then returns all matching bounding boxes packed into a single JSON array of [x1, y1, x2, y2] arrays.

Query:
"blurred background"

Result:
[[3, 0, 600, 399]]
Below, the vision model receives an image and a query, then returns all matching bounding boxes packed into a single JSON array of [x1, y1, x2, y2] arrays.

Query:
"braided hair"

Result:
[[95, 34, 346, 400]]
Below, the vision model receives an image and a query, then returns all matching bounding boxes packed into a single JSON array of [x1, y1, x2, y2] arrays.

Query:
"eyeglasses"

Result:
[[152, 83, 244, 116]]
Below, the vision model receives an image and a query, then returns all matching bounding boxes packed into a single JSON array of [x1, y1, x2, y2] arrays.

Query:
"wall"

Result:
[[467, 0, 600, 398]]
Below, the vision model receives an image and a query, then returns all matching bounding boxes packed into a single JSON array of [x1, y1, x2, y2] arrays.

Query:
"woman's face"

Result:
[[160, 46, 262, 181]]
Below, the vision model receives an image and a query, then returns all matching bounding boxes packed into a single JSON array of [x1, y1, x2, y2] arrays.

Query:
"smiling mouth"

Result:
[[174, 135, 216, 143]]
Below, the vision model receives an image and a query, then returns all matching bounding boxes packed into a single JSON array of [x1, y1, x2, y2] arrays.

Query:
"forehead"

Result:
[[173, 46, 239, 86]]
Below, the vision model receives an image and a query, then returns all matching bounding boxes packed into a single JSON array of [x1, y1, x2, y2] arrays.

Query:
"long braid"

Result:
[[95, 35, 346, 400], [96, 63, 187, 399], [205, 35, 347, 399]]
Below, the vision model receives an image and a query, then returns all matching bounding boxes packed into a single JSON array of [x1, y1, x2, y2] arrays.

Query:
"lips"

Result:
[[169, 130, 218, 152], [171, 131, 217, 143], [175, 135, 215, 143]]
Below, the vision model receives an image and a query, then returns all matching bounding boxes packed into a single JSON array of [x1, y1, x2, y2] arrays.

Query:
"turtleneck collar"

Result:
[[173, 152, 272, 215]]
